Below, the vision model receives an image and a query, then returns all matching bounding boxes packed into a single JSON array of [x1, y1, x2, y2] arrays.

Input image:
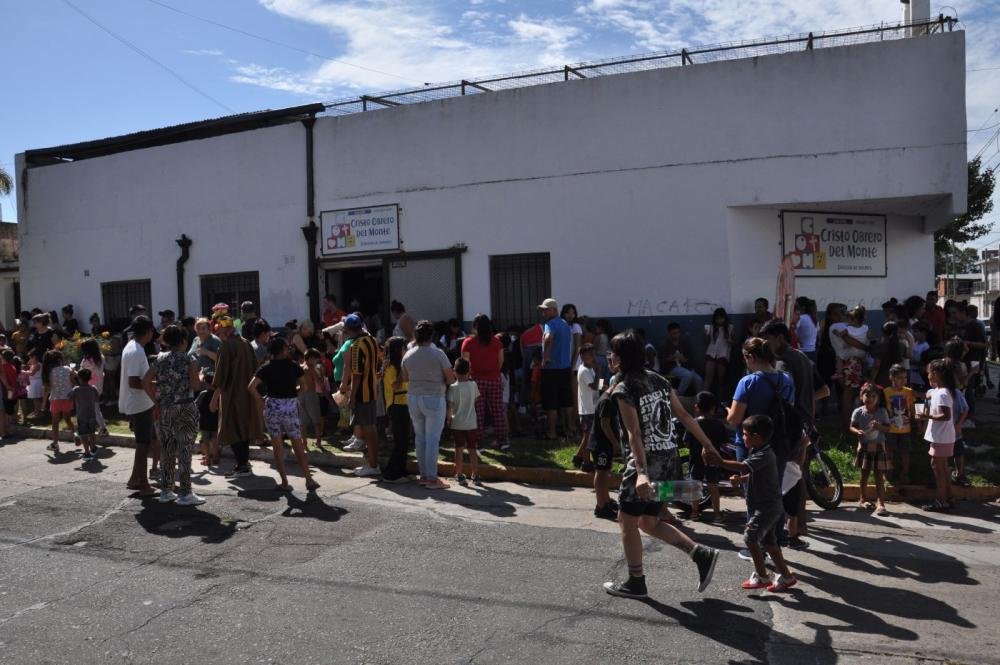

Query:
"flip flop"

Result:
[[276, 483, 293, 492]]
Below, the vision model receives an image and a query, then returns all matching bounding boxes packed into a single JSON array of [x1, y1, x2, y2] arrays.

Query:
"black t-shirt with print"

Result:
[[255, 358, 304, 399], [612, 369, 680, 503]]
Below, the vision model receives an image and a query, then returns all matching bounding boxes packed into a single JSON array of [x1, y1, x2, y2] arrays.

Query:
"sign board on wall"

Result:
[[320, 204, 400, 256], [781, 211, 887, 277]]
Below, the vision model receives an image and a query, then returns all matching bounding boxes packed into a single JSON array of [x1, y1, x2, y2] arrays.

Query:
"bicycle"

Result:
[[804, 427, 843, 510]]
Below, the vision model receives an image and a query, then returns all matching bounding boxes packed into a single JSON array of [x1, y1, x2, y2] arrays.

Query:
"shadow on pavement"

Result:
[[808, 528, 979, 586], [377, 480, 533, 518], [45, 449, 80, 465], [757, 590, 919, 642], [133, 499, 238, 543], [280, 493, 348, 522], [640, 596, 828, 665], [794, 561, 975, 628], [814, 505, 993, 534], [78, 456, 108, 474]]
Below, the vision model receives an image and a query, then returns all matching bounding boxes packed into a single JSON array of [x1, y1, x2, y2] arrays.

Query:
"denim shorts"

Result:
[[745, 504, 783, 547]]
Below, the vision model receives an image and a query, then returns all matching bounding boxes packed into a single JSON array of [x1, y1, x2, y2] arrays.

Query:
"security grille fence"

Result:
[[322, 17, 957, 116], [200, 271, 260, 320], [388, 258, 458, 324], [489, 253, 551, 330], [101, 279, 151, 332]]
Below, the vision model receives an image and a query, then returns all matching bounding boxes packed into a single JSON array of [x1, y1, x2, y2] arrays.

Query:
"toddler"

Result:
[[448, 358, 481, 485], [71, 368, 100, 459], [708, 415, 797, 592], [850, 383, 891, 515]]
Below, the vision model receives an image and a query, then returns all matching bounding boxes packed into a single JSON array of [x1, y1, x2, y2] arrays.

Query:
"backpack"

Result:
[[758, 371, 805, 458]]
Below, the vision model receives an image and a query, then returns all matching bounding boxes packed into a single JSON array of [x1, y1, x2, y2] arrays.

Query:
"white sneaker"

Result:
[[354, 464, 381, 478], [158, 491, 178, 503], [176, 492, 206, 506], [344, 437, 366, 452], [738, 549, 773, 563]]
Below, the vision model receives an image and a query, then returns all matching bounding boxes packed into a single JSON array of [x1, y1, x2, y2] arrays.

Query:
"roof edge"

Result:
[[24, 103, 325, 166]]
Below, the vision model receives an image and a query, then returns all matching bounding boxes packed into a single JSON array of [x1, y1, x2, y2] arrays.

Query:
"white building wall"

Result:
[[18, 123, 307, 324], [17, 31, 966, 330], [312, 31, 965, 320]]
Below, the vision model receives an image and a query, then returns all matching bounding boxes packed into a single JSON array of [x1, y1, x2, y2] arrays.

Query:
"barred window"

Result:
[[101, 279, 151, 332], [200, 271, 260, 318], [489, 253, 551, 330]]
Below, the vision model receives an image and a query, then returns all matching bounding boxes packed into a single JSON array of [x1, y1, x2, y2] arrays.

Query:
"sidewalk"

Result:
[[12, 423, 1000, 501]]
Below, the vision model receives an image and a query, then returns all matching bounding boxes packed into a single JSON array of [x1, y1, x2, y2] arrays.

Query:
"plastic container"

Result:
[[653, 479, 703, 503]]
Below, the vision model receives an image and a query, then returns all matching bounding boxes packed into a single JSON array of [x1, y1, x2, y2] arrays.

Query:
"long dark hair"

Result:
[[819, 302, 844, 349], [879, 321, 902, 368], [41, 350, 65, 387], [795, 297, 817, 325], [610, 331, 644, 374], [711, 307, 730, 341], [80, 338, 103, 367], [473, 313, 494, 346], [386, 336, 407, 372], [928, 358, 958, 397]]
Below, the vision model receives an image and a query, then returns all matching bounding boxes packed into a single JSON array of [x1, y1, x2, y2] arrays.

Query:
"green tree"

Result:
[[0, 166, 11, 196], [934, 157, 996, 274]]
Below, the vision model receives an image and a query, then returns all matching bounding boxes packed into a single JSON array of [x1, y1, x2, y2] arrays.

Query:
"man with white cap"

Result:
[[539, 298, 573, 440]]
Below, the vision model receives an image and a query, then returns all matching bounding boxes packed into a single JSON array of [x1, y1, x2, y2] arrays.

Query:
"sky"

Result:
[[2, 0, 1000, 243]]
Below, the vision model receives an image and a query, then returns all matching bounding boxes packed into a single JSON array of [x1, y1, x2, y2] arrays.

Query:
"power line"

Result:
[[142, 0, 419, 85], [60, 0, 234, 113]]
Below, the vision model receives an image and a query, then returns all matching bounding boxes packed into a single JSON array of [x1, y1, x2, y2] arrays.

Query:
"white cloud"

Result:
[[508, 14, 580, 63], [183, 48, 224, 56], [229, 63, 337, 96], [243, 0, 584, 96]]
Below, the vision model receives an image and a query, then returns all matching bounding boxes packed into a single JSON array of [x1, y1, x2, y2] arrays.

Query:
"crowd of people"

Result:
[[0, 286, 990, 597]]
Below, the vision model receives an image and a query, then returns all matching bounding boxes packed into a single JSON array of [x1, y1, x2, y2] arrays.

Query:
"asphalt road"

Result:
[[0, 436, 997, 664]]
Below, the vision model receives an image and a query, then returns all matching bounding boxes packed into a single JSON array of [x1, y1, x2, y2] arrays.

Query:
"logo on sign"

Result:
[[326, 223, 357, 250], [789, 217, 827, 271]]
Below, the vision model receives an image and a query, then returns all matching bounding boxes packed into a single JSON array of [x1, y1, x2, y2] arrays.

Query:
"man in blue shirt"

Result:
[[539, 298, 573, 439]]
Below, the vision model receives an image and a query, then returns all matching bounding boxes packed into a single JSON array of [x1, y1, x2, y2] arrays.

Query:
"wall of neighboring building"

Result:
[[18, 124, 307, 325]]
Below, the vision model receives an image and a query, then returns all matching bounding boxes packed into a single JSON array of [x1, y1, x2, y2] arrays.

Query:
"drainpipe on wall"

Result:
[[301, 116, 320, 325], [175, 234, 192, 317]]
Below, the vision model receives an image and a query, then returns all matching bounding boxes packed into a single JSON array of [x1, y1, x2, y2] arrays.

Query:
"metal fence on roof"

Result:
[[321, 15, 959, 116]]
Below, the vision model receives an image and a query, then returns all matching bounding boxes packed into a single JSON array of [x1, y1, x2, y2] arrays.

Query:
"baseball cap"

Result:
[[537, 298, 558, 310], [158, 309, 175, 318], [343, 312, 364, 330]]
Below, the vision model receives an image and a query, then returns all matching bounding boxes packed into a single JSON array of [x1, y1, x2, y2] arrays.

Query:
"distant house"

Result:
[[936, 273, 982, 300], [970, 249, 1000, 317]]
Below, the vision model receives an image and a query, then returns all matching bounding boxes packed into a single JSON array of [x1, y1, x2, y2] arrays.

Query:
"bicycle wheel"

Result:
[[806, 450, 843, 510]]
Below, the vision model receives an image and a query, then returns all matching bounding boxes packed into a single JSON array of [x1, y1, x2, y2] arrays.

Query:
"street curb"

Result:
[[12, 425, 1000, 499], [11, 426, 606, 488]]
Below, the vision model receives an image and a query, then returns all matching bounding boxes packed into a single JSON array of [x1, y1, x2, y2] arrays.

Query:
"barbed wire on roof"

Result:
[[319, 16, 960, 117]]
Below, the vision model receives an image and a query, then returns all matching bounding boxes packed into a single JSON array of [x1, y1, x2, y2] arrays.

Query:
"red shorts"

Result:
[[49, 399, 73, 415]]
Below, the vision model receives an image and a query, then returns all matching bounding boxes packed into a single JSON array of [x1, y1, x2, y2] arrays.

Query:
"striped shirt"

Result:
[[350, 333, 379, 403]]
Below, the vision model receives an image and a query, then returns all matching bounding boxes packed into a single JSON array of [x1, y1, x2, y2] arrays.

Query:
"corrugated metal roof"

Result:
[[24, 103, 325, 166]]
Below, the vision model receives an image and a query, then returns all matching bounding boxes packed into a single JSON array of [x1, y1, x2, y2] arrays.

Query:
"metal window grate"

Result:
[[101, 279, 151, 332], [200, 271, 260, 319], [489, 253, 551, 330]]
